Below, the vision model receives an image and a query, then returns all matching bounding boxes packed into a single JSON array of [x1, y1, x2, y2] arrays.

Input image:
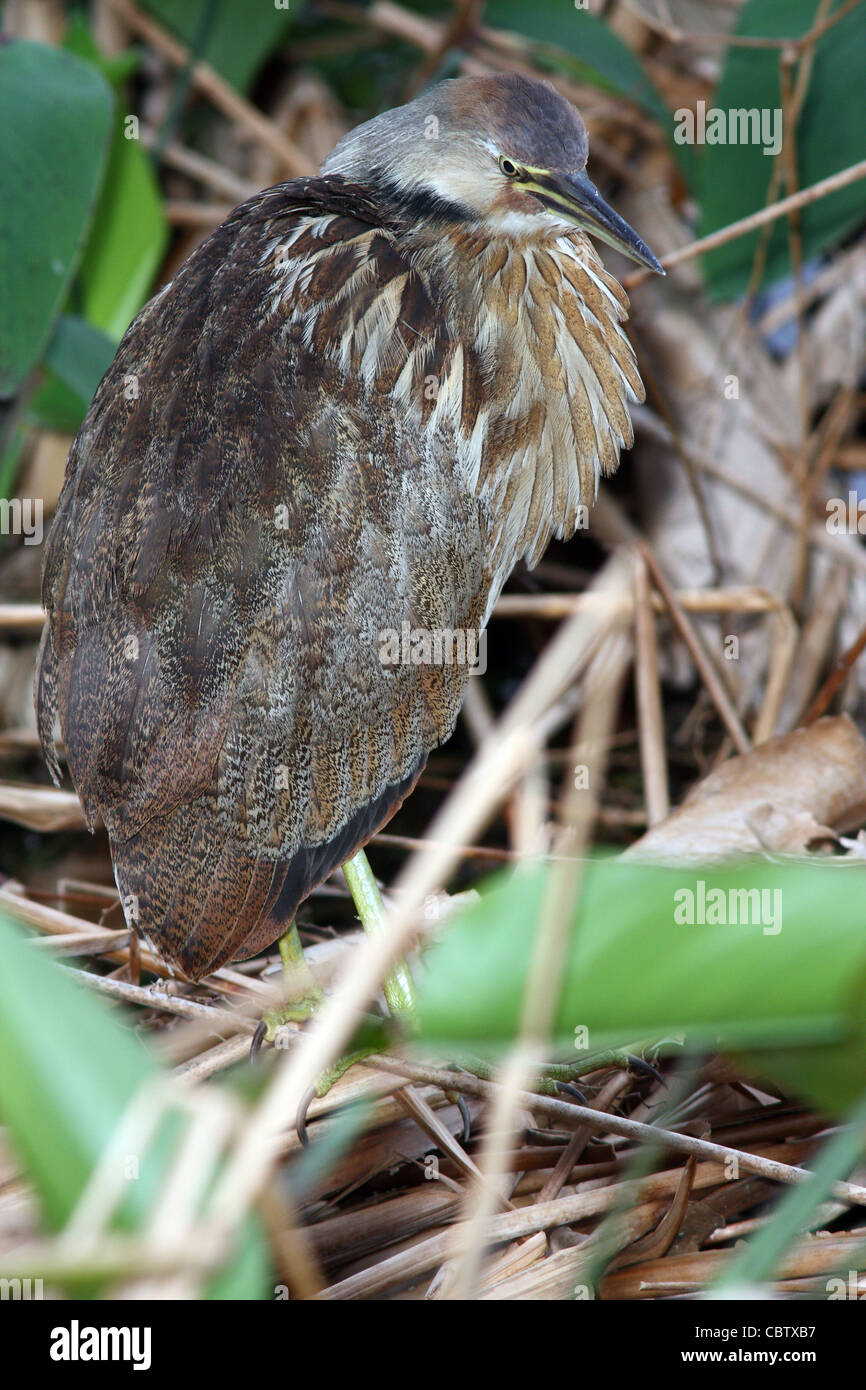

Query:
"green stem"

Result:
[[342, 849, 418, 1024]]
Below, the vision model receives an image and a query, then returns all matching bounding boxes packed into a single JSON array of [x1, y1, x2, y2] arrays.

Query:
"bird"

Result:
[[36, 72, 663, 983]]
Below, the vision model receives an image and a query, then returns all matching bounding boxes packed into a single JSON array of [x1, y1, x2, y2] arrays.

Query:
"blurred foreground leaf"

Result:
[[77, 125, 168, 341], [26, 317, 117, 434], [63, 21, 168, 341], [43, 316, 116, 407], [0, 912, 270, 1297], [417, 858, 866, 1111]]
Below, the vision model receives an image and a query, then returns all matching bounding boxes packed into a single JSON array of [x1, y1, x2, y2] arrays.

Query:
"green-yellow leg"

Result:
[[343, 854, 476, 1141], [342, 848, 418, 1023], [257, 854, 471, 1143], [260, 919, 324, 1043], [256, 850, 417, 1084]]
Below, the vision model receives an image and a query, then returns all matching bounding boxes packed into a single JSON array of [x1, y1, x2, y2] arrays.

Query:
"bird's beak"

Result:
[[525, 167, 665, 275]]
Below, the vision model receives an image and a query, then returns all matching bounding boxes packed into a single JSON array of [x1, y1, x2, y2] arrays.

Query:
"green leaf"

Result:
[[0, 41, 113, 397], [0, 912, 158, 1231], [140, 0, 296, 93], [63, 12, 142, 89], [698, 0, 866, 299], [77, 125, 168, 341], [416, 858, 866, 1112], [43, 315, 116, 406], [0, 912, 271, 1296], [61, 16, 166, 340], [24, 316, 116, 434], [25, 375, 91, 435], [0, 427, 26, 504]]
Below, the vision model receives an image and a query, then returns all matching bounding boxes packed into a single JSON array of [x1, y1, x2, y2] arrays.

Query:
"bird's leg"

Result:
[[254, 849, 417, 1063], [341, 848, 418, 1022], [340, 851, 481, 1135], [260, 855, 475, 1142], [294, 851, 423, 1125], [258, 920, 324, 1046], [278, 920, 324, 1012]]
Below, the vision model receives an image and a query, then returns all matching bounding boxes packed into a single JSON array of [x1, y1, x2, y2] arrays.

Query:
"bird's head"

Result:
[[322, 72, 663, 273]]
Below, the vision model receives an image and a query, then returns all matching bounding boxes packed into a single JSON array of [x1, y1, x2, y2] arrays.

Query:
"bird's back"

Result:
[[37, 178, 488, 975]]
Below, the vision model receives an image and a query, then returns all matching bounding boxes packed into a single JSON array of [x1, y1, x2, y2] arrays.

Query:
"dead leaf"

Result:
[[625, 715, 866, 862]]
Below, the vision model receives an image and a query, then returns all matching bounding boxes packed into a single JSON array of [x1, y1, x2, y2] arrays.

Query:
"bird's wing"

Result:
[[37, 179, 485, 976]]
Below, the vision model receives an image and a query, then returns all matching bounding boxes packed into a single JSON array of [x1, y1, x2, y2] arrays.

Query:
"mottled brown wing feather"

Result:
[[37, 178, 485, 977]]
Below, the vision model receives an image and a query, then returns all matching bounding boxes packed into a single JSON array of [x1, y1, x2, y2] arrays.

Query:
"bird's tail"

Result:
[[112, 755, 427, 979], [112, 803, 287, 978]]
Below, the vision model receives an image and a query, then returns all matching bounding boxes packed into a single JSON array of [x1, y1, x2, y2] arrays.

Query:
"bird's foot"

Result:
[[251, 997, 394, 1125], [295, 1018, 393, 1143], [264, 988, 324, 1037], [444, 1046, 663, 1097], [250, 984, 324, 1062], [250, 920, 326, 1059]]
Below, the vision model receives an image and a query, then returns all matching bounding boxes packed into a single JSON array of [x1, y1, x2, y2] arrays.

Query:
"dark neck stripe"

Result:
[[370, 172, 474, 225]]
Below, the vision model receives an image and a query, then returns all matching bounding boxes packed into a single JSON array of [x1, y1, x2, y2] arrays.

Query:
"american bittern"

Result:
[[36, 74, 662, 986]]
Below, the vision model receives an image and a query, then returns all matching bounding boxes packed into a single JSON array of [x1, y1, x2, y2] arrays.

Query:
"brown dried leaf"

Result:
[[625, 715, 866, 862]]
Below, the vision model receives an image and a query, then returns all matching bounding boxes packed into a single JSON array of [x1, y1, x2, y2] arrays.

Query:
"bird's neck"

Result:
[[405, 224, 643, 591]]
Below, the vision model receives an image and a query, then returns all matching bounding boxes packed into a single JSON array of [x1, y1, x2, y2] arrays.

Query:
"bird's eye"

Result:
[[498, 156, 520, 179]]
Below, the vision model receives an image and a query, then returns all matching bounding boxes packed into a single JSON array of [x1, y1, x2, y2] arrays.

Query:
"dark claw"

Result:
[[627, 1054, 664, 1086], [296, 1085, 317, 1147], [556, 1081, 590, 1106], [445, 1065, 473, 1145], [250, 1019, 267, 1063]]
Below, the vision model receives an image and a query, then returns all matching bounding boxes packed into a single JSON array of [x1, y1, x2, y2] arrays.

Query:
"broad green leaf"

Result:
[[698, 0, 866, 299], [416, 858, 866, 1112], [43, 315, 116, 406], [0, 912, 270, 1296], [77, 126, 168, 341], [0, 41, 112, 397], [0, 427, 25, 504], [63, 16, 166, 340], [25, 317, 116, 434], [25, 375, 92, 435], [141, 0, 296, 93], [0, 912, 158, 1231]]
